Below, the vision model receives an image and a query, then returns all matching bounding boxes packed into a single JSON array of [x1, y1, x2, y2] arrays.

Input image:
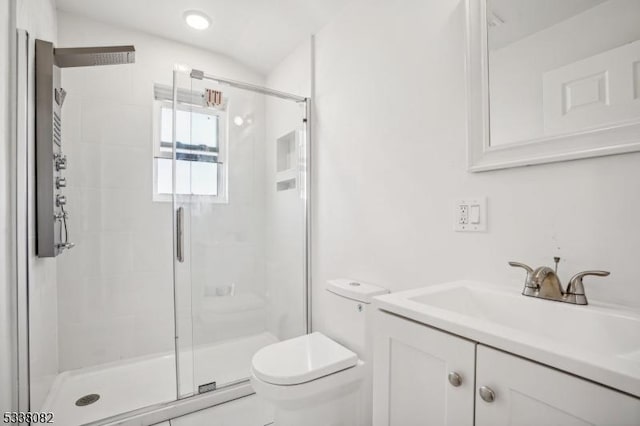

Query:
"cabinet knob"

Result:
[[448, 371, 462, 387], [478, 386, 496, 403]]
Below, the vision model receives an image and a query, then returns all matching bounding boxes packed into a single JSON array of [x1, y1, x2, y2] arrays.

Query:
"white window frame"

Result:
[[152, 100, 229, 203]]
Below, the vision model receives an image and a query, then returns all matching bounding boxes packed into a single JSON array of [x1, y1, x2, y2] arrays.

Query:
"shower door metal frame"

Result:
[[171, 67, 313, 399], [13, 26, 32, 417], [189, 68, 313, 332]]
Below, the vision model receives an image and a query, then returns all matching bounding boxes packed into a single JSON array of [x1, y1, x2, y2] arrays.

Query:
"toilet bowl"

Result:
[[251, 332, 366, 425], [250, 279, 388, 426]]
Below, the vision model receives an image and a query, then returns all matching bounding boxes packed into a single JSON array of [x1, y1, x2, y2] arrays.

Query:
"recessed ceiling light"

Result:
[[184, 11, 211, 30]]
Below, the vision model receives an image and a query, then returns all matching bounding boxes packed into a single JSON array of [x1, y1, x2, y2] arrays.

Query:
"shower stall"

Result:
[[19, 30, 311, 425], [171, 69, 310, 402]]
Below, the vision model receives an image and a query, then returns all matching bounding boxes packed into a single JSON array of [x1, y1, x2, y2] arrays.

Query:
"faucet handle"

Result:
[[508, 261, 533, 273], [508, 261, 537, 295], [566, 270, 610, 305]]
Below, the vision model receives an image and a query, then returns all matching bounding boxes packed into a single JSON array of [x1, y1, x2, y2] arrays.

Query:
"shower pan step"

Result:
[[40, 332, 277, 425]]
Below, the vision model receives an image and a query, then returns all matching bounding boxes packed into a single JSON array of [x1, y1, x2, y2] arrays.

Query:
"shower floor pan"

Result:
[[41, 332, 277, 426]]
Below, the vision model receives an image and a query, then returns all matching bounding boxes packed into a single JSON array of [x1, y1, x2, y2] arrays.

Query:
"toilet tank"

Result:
[[324, 279, 388, 360]]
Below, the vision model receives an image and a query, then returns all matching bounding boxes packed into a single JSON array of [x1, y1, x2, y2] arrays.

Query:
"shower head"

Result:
[[54, 45, 135, 68]]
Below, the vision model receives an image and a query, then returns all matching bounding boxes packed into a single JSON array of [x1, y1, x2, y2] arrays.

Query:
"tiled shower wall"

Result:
[[263, 41, 312, 341], [184, 82, 269, 349], [17, 0, 60, 411], [56, 11, 267, 371]]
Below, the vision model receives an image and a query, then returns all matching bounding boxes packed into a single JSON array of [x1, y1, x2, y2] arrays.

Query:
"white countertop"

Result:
[[373, 280, 640, 398]]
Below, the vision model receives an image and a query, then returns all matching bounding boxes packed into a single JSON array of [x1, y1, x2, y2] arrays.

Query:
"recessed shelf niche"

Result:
[[276, 130, 298, 192]]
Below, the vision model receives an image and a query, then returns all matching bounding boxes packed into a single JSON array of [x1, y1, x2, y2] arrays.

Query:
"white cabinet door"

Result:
[[476, 345, 640, 426], [372, 310, 475, 426]]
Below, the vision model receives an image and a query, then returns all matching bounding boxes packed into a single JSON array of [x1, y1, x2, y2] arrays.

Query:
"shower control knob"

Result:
[[55, 154, 68, 171], [56, 195, 67, 207], [56, 177, 67, 189]]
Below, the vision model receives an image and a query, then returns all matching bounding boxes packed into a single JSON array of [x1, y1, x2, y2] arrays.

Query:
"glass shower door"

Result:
[[171, 69, 309, 397]]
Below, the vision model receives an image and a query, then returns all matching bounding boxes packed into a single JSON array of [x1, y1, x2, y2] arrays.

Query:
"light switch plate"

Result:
[[454, 197, 487, 232]]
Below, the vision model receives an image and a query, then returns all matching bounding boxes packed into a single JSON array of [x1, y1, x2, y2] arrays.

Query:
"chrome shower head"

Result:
[[54, 45, 135, 68]]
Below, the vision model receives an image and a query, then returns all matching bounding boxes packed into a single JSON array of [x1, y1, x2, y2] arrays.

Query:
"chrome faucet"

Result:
[[509, 259, 609, 305]]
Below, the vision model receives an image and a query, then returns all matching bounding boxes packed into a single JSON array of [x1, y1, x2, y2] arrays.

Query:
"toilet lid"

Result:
[[251, 332, 358, 385]]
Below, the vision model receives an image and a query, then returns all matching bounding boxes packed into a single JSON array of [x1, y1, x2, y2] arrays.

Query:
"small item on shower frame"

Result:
[[205, 88, 223, 107]]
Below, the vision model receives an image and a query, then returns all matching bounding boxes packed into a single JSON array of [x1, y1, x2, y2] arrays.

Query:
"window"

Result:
[[153, 99, 227, 202]]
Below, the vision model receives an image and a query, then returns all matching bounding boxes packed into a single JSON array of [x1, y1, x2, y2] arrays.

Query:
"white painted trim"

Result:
[[465, 0, 640, 172]]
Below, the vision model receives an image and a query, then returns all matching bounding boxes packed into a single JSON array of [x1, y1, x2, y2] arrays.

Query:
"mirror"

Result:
[[466, 0, 640, 171]]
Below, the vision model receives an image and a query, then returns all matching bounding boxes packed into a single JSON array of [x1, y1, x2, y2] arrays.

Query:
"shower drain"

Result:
[[75, 394, 100, 407]]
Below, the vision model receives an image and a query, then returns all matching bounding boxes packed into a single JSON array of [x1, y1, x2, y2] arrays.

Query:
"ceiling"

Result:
[[56, 0, 349, 74], [488, 0, 606, 50]]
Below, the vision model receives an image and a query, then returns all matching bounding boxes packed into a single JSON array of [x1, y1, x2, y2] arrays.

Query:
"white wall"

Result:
[[16, 0, 59, 411], [264, 41, 311, 340], [0, 0, 14, 414], [489, 0, 640, 145], [310, 0, 640, 336], [56, 11, 268, 371]]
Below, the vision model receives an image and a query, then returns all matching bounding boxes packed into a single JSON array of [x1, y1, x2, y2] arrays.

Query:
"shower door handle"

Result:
[[176, 207, 184, 263]]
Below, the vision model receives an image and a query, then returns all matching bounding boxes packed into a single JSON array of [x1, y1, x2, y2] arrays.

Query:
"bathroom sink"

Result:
[[373, 281, 640, 397]]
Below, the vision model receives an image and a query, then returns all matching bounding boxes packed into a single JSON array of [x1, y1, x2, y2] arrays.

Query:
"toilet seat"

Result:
[[250, 359, 365, 407], [251, 332, 358, 385]]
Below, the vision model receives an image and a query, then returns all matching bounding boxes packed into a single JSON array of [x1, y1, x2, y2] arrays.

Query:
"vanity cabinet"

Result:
[[475, 346, 640, 426], [373, 310, 640, 426], [372, 311, 476, 426]]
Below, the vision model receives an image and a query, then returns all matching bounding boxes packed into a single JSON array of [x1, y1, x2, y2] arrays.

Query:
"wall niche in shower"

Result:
[[276, 130, 299, 192]]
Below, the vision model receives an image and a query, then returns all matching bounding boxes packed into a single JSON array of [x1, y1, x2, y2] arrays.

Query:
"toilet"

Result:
[[250, 279, 388, 426]]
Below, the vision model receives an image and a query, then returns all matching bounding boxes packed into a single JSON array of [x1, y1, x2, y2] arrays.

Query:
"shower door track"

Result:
[[190, 69, 308, 103], [84, 381, 254, 426]]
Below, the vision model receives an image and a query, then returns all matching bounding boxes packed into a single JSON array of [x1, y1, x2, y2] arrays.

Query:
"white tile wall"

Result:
[[264, 41, 312, 340], [56, 11, 270, 371], [28, 242, 60, 409], [185, 82, 269, 349], [15, 0, 60, 411]]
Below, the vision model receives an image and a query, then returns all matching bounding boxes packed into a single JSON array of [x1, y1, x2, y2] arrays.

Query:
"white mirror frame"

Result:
[[466, 0, 640, 172]]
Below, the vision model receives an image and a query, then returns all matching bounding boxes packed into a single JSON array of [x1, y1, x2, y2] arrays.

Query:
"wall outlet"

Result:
[[458, 204, 469, 225], [454, 197, 487, 232]]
